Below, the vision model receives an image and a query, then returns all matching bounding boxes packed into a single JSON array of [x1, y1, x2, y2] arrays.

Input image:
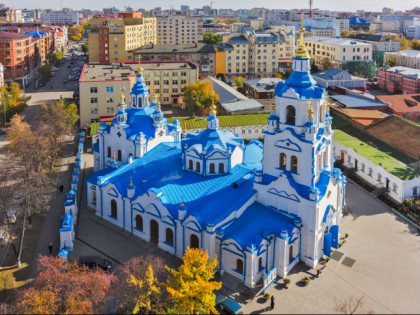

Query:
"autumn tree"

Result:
[[0, 82, 29, 125], [38, 64, 52, 81], [51, 52, 63, 66], [320, 57, 334, 71], [387, 57, 396, 67], [17, 256, 114, 314], [233, 76, 246, 87], [166, 247, 222, 314], [114, 255, 167, 314], [183, 81, 219, 116]]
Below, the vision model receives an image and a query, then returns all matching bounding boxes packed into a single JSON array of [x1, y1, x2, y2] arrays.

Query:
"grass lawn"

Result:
[[334, 129, 418, 180]]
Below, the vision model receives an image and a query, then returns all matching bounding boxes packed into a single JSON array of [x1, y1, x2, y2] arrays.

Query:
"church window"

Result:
[[279, 153, 286, 169], [258, 257, 263, 271], [286, 105, 296, 124], [392, 184, 398, 193], [219, 163, 224, 173], [319, 106, 324, 123], [289, 245, 293, 263], [138, 97, 142, 107], [166, 228, 174, 245], [196, 162, 201, 172], [107, 147, 111, 158], [413, 187, 418, 196], [118, 150, 122, 161], [236, 259, 244, 274], [135, 215, 143, 230], [188, 160, 193, 170], [369, 168, 373, 177], [291, 156, 298, 173], [209, 163, 215, 174], [323, 151, 327, 167], [111, 199, 117, 218], [92, 190, 96, 205], [377, 173, 382, 182], [190, 234, 199, 249]]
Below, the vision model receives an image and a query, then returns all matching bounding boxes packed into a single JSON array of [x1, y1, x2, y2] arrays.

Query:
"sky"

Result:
[[6, 0, 419, 12]]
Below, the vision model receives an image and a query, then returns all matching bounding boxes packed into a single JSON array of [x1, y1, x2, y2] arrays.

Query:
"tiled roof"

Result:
[[0, 31, 30, 40], [365, 115, 420, 160], [376, 94, 420, 113]]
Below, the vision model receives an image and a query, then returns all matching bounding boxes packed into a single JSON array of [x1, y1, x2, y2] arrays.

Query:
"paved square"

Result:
[[331, 251, 344, 262]]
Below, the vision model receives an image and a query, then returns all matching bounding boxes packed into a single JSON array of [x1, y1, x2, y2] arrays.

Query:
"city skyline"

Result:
[[4, 0, 419, 12]]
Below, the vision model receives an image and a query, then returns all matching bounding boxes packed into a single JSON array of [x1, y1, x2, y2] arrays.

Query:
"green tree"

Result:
[[0, 83, 29, 125], [233, 76, 246, 87], [341, 61, 376, 78], [38, 64, 52, 81], [320, 57, 334, 71], [387, 57, 396, 67], [203, 32, 222, 44], [166, 248, 222, 314], [183, 81, 219, 116], [51, 52, 63, 66], [82, 43, 89, 54]]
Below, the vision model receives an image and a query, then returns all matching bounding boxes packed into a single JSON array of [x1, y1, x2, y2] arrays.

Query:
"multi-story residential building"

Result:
[[377, 66, 420, 94], [369, 22, 382, 33], [352, 34, 400, 52], [0, 31, 36, 85], [337, 19, 350, 33], [0, 8, 14, 22], [88, 13, 156, 63], [380, 16, 419, 33], [304, 36, 372, 68], [406, 25, 420, 39], [134, 43, 225, 77], [41, 10, 80, 25], [384, 50, 420, 69], [156, 15, 203, 44], [79, 61, 199, 127]]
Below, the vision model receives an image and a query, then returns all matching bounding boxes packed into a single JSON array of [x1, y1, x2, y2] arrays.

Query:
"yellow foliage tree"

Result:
[[129, 265, 165, 314], [183, 81, 219, 115], [166, 247, 222, 314]]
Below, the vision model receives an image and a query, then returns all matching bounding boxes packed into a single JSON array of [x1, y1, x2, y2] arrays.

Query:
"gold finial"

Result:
[[136, 55, 143, 75], [156, 99, 161, 109], [181, 198, 184, 208], [129, 176, 133, 187], [294, 13, 310, 59], [112, 151, 116, 161], [307, 98, 314, 118], [325, 97, 331, 110], [210, 92, 217, 114], [271, 96, 276, 111]]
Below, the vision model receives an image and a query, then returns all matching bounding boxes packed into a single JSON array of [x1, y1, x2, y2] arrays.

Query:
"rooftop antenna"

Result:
[[309, 0, 313, 18]]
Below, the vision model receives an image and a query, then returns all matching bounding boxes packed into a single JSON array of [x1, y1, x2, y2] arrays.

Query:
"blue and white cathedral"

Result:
[[87, 20, 346, 288]]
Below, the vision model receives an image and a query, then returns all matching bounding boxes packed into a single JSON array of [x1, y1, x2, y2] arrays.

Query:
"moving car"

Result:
[[215, 296, 244, 314], [78, 256, 113, 272]]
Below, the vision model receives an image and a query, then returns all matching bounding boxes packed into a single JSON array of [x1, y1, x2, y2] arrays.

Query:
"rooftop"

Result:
[[135, 43, 221, 54], [333, 107, 388, 126], [243, 77, 283, 92], [80, 61, 198, 82], [204, 76, 247, 103], [376, 94, 420, 113], [304, 36, 371, 46], [331, 94, 388, 109], [385, 50, 420, 58], [221, 99, 264, 113], [334, 129, 418, 180], [0, 31, 30, 40], [383, 66, 420, 79], [312, 69, 366, 81]]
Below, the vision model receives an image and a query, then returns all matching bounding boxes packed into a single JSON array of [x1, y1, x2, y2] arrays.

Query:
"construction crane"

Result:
[[210, 1, 215, 14], [309, 0, 313, 18]]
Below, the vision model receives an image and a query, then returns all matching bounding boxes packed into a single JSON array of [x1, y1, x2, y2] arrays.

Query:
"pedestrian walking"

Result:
[[271, 295, 275, 310], [48, 242, 53, 255]]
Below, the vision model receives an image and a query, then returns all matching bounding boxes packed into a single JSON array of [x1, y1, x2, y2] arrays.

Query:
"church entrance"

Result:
[[150, 220, 159, 244], [323, 226, 332, 257]]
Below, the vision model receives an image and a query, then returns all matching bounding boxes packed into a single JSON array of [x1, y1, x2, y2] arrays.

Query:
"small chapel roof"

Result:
[[182, 128, 243, 154]]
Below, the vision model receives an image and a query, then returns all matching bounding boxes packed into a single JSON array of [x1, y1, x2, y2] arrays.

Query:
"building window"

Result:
[[118, 150, 122, 161], [209, 163, 215, 173], [218, 163, 224, 173], [106, 86, 114, 93], [90, 87, 98, 93], [279, 153, 286, 169], [166, 228, 174, 245], [135, 215, 143, 230], [413, 187, 418, 196], [361, 163, 365, 172], [106, 98, 114, 104], [92, 190, 96, 205], [258, 257, 263, 271], [291, 156, 298, 173], [289, 245, 293, 263], [236, 259, 244, 274], [90, 108, 98, 114], [196, 161, 200, 172], [392, 184, 398, 193], [286, 105, 296, 124], [369, 168, 373, 177], [90, 98, 98, 104], [107, 147, 111, 158], [111, 199, 117, 218], [190, 234, 199, 249]]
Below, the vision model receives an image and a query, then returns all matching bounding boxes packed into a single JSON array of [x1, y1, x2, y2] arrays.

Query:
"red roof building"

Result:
[[376, 94, 420, 123]]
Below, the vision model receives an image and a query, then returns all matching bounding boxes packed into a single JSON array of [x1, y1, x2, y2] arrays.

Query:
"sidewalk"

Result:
[[29, 137, 77, 278]]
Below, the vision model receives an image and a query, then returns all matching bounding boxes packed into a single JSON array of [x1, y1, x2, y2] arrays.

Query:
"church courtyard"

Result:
[[74, 153, 420, 314]]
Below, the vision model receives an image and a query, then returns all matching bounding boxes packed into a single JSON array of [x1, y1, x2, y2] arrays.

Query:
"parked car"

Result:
[[78, 256, 113, 272], [3, 210, 17, 224], [215, 296, 243, 314]]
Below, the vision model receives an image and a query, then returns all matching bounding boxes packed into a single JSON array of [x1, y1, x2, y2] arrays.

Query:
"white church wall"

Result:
[[230, 146, 243, 169], [187, 125, 267, 140]]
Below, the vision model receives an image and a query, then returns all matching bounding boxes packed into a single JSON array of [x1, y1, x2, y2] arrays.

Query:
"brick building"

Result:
[[376, 94, 420, 123], [377, 66, 420, 94]]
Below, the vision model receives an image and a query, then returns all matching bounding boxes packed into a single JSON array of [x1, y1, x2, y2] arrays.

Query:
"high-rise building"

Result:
[[180, 5, 189, 14], [156, 15, 203, 44], [41, 11, 80, 25]]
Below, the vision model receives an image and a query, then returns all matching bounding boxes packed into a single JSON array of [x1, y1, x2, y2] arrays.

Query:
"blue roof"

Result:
[[183, 128, 244, 154], [64, 192, 76, 206], [221, 202, 296, 248], [349, 17, 370, 25], [22, 31, 47, 38], [275, 71, 325, 100], [88, 142, 263, 226], [131, 73, 149, 96], [59, 213, 73, 231], [228, 35, 249, 44]]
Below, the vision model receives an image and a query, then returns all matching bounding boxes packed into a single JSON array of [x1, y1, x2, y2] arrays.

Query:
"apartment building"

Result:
[[384, 50, 420, 69], [79, 61, 198, 127], [88, 13, 156, 63], [304, 36, 372, 68], [41, 11, 80, 25], [378, 66, 420, 94], [156, 15, 203, 44], [337, 19, 350, 32], [353, 33, 400, 52], [134, 43, 225, 77]]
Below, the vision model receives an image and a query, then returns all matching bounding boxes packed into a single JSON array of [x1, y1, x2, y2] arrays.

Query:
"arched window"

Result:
[[118, 150, 122, 161], [189, 160, 193, 170], [138, 97, 142, 107], [135, 214, 143, 230], [218, 163, 224, 173], [291, 156, 298, 173], [258, 257, 263, 270], [111, 199, 117, 218], [279, 153, 286, 169], [289, 245, 293, 263], [209, 163, 215, 173], [236, 259, 244, 273], [196, 161, 200, 172], [323, 151, 327, 167], [166, 228, 174, 245], [107, 146, 111, 158], [190, 234, 199, 249], [286, 105, 296, 124]]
